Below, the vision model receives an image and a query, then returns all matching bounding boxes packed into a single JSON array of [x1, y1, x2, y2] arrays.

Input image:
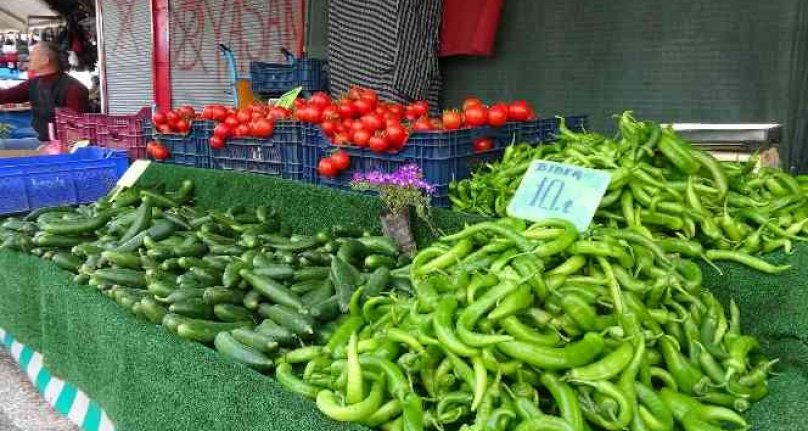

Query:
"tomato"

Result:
[[361, 113, 384, 131], [157, 124, 173, 134], [152, 112, 167, 125], [166, 111, 180, 124], [268, 106, 289, 120], [330, 150, 350, 171], [146, 140, 170, 160], [508, 101, 532, 122], [338, 102, 357, 119], [462, 97, 484, 111], [309, 92, 331, 109], [211, 106, 228, 122], [388, 104, 404, 117], [293, 98, 306, 110], [251, 118, 274, 137], [224, 115, 240, 128], [473, 137, 494, 153], [413, 117, 434, 131], [322, 105, 340, 121], [234, 124, 250, 137], [488, 105, 509, 127], [350, 121, 367, 135], [178, 105, 195, 119], [321, 120, 338, 136], [351, 129, 371, 147], [298, 105, 323, 123], [464, 105, 489, 127], [442, 110, 463, 130], [176, 119, 190, 134], [353, 99, 373, 115], [318, 158, 338, 177], [209, 136, 225, 150], [213, 123, 232, 139], [360, 92, 378, 109], [347, 87, 363, 100], [332, 133, 349, 146], [236, 109, 251, 124], [368, 135, 389, 153], [385, 124, 408, 148], [411, 101, 429, 118], [404, 105, 420, 122]]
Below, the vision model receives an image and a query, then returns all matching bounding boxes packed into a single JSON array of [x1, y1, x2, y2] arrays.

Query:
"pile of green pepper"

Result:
[[275, 218, 772, 430], [450, 112, 808, 272]]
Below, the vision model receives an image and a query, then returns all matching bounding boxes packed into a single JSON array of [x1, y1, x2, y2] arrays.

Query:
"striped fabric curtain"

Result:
[[327, 0, 442, 110]]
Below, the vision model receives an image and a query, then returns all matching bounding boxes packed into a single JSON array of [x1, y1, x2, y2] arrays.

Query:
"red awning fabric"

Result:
[[439, 0, 503, 57]]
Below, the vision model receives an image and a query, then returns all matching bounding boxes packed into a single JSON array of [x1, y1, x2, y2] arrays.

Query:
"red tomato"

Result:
[[176, 119, 190, 134], [309, 92, 332, 109], [388, 104, 404, 117], [201, 107, 214, 120], [209, 136, 225, 150], [250, 111, 264, 122], [413, 117, 434, 131], [464, 105, 489, 127], [508, 101, 532, 122], [411, 101, 429, 118], [350, 121, 367, 134], [330, 150, 350, 171], [338, 102, 357, 119], [224, 115, 240, 128], [178, 105, 195, 119], [385, 124, 408, 148], [442, 110, 463, 130], [318, 158, 338, 177], [234, 124, 251, 137], [293, 98, 306, 110], [322, 105, 340, 121], [236, 109, 252, 124], [473, 137, 494, 153], [361, 114, 384, 131], [268, 106, 290, 120], [404, 105, 420, 122], [488, 105, 509, 127], [146, 140, 170, 160], [249, 102, 266, 113], [352, 129, 371, 147], [353, 99, 373, 115], [213, 123, 232, 139], [211, 106, 228, 122], [157, 124, 173, 134], [462, 97, 484, 111], [321, 120, 338, 137], [368, 135, 389, 153], [360, 92, 378, 109], [166, 111, 180, 124], [299, 106, 323, 123], [332, 133, 349, 146], [347, 87, 363, 100], [152, 112, 167, 125], [251, 118, 274, 137]]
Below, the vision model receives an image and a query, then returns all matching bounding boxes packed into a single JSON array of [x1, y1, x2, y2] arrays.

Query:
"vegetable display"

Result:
[[0, 181, 411, 374], [268, 219, 773, 430], [449, 112, 806, 272]]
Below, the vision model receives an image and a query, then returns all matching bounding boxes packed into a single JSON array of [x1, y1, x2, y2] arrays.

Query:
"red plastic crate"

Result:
[[55, 108, 151, 160]]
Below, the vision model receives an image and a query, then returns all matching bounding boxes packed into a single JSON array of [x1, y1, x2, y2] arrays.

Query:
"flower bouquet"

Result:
[[351, 164, 435, 255]]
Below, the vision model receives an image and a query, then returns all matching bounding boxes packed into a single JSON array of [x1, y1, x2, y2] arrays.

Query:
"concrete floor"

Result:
[[0, 349, 79, 431]]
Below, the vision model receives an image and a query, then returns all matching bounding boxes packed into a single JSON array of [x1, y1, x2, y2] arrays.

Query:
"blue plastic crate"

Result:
[[0, 146, 128, 215], [250, 51, 328, 97], [539, 115, 589, 142], [209, 121, 303, 180], [490, 115, 589, 146], [302, 124, 502, 207], [145, 120, 213, 168]]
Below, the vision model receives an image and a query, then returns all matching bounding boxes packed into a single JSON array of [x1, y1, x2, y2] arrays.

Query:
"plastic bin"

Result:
[[146, 120, 213, 169], [209, 121, 303, 180], [0, 146, 128, 215], [490, 115, 590, 146], [55, 108, 152, 160], [250, 50, 328, 97], [302, 124, 502, 207]]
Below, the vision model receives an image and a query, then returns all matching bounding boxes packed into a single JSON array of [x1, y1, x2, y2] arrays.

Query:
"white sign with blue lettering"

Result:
[[507, 160, 612, 232]]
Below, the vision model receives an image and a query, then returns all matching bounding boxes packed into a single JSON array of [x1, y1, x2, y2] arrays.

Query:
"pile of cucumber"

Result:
[[0, 180, 411, 373]]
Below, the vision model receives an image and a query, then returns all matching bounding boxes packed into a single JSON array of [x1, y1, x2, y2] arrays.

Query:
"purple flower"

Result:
[[350, 164, 434, 194]]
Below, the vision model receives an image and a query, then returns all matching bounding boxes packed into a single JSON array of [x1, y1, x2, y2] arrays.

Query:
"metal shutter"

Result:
[[98, 0, 153, 114], [169, 0, 305, 108]]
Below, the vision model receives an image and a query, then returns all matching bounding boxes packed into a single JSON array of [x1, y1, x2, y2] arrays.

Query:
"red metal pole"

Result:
[[151, 0, 171, 112]]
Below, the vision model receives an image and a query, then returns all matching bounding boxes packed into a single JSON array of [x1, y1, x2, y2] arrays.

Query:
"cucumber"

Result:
[[203, 287, 245, 305], [290, 279, 326, 295], [330, 255, 359, 313], [362, 267, 390, 299], [331, 225, 363, 238], [41, 210, 116, 236], [160, 288, 207, 304], [147, 279, 177, 298], [337, 239, 366, 265], [214, 332, 274, 371], [177, 320, 253, 344], [202, 255, 232, 271], [160, 258, 182, 272], [146, 247, 174, 261], [73, 273, 90, 285], [174, 241, 207, 258], [51, 252, 82, 272], [243, 289, 262, 310], [251, 265, 295, 281], [309, 295, 340, 322], [223, 259, 249, 289], [139, 298, 168, 324], [162, 312, 193, 333], [293, 266, 330, 281], [258, 304, 315, 338], [364, 254, 395, 271], [177, 257, 209, 270], [114, 219, 176, 252], [240, 270, 306, 313], [230, 328, 279, 354], [101, 251, 142, 269], [32, 233, 84, 248], [252, 253, 275, 268], [189, 266, 220, 285], [93, 268, 147, 288], [208, 243, 246, 256], [357, 236, 399, 256], [24, 204, 75, 222], [119, 198, 153, 243], [301, 279, 334, 305], [255, 319, 297, 346], [177, 273, 214, 290], [265, 236, 317, 252], [169, 298, 214, 319], [112, 287, 150, 309], [213, 304, 255, 323]]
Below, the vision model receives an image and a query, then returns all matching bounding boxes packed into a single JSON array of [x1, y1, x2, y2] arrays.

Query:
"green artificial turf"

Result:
[[0, 163, 805, 430]]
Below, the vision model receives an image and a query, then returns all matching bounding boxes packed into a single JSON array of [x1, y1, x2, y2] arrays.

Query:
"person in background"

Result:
[[0, 41, 88, 142]]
